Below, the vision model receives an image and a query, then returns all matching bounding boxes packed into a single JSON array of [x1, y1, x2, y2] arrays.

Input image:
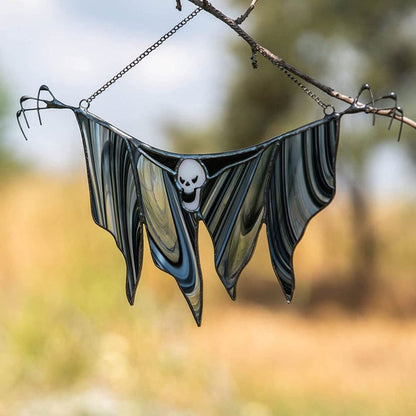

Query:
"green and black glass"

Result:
[[17, 8, 401, 325]]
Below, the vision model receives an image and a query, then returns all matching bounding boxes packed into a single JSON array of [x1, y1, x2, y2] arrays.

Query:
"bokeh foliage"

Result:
[[1, 175, 416, 415], [0, 78, 11, 169], [172, 0, 416, 308], [225, 0, 416, 149], [1, 2, 416, 414], [0, 76, 22, 174]]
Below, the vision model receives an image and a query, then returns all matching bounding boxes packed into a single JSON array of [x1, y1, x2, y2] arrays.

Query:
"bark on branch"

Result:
[[235, 0, 258, 24], [184, 0, 416, 131]]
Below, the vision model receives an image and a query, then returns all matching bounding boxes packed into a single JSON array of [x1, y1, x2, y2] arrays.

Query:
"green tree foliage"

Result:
[[0, 79, 10, 167], [0, 78, 22, 174], [171, 1, 416, 309], [224, 0, 416, 149], [222, 0, 416, 307]]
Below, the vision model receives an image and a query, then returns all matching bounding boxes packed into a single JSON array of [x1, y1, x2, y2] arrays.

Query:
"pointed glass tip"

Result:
[[191, 307, 202, 326], [126, 282, 136, 306], [227, 286, 237, 301]]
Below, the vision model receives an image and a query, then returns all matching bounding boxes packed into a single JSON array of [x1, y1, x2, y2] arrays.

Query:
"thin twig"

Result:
[[176, 0, 182, 11], [187, 0, 416, 130], [235, 0, 258, 25]]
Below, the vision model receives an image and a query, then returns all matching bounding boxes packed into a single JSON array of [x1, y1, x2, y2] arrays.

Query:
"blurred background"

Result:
[[1, 0, 416, 414]]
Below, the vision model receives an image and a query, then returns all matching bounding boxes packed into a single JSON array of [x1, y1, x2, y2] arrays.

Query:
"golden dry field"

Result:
[[0, 173, 416, 415]]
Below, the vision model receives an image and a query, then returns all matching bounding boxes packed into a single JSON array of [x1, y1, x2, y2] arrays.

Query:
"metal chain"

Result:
[[81, 6, 333, 114], [278, 66, 335, 114], [257, 49, 334, 114], [80, 7, 202, 109]]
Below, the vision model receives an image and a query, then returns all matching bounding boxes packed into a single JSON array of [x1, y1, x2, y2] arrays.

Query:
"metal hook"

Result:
[[16, 109, 28, 141], [371, 91, 403, 141], [393, 106, 404, 142], [78, 99, 90, 111], [324, 104, 336, 116], [16, 85, 74, 141], [354, 83, 376, 125]]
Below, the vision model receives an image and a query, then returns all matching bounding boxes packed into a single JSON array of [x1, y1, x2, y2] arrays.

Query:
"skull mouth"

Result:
[[182, 189, 197, 204], [176, 158, 207, 212]]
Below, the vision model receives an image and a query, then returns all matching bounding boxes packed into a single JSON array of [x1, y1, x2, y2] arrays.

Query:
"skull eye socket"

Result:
[[191, 176, 198, 184], [179, 177, 185, 185]]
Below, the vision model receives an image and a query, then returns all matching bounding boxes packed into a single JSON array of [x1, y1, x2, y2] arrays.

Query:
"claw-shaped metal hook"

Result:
[[16, 108, 29, 141], [16, 85, 74, 141], [390, 106, 404, 142], [346, 84, 404, 142], [353, 83, 376, 125], [371, 90, 404, 141]]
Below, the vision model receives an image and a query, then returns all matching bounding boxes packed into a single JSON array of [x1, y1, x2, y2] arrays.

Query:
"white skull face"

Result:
[[177, 159, 207, 212]]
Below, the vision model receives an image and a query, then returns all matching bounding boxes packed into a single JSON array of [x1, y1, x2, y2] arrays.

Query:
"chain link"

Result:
[[257, 49, 333, 113], [82, 7, 202, 108], [281, 66, 334, 112], [83, 6, 332, 114], [278, 65, 332, 112]]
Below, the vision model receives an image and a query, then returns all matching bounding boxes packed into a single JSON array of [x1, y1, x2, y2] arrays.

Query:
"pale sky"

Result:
[[1, 0, 415, 199], [1, 0, 235, 170]]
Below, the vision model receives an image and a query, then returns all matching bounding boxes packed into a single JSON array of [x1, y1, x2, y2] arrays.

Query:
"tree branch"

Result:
[[186, 0, 416, 131], [235, 0, 258, 25]]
